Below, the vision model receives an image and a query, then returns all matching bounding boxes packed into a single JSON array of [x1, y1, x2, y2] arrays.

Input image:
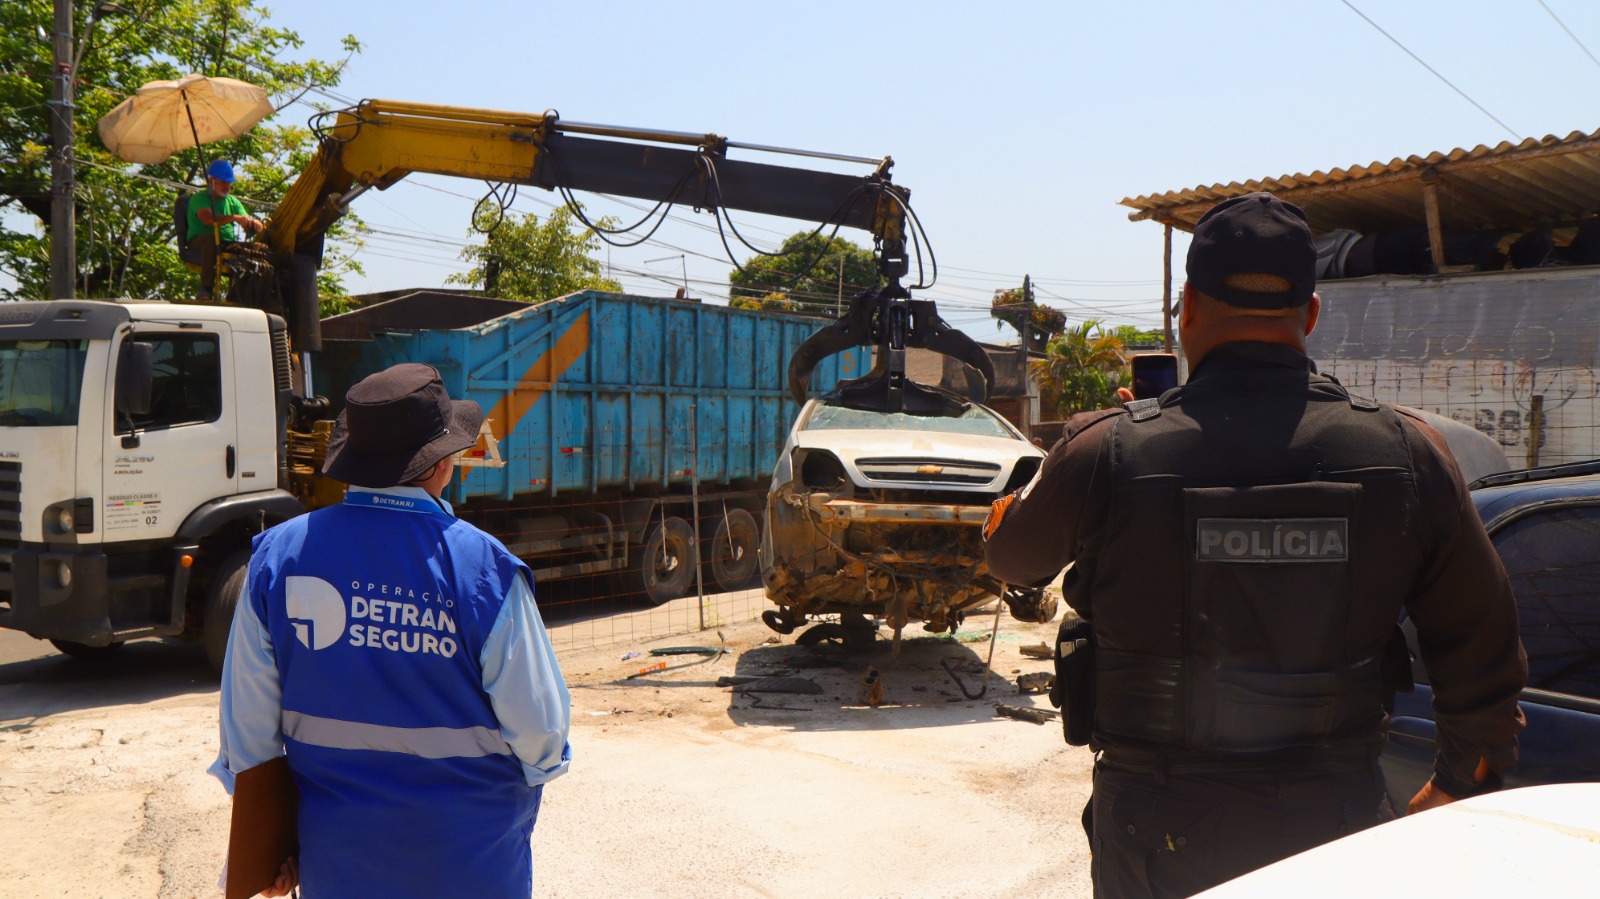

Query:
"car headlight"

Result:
[[1001, 456, 1043, 494], [798, 449, 849, 489]]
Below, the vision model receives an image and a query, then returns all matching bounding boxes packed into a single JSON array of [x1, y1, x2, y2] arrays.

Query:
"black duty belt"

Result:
[[1098, 745, 1380, 779]]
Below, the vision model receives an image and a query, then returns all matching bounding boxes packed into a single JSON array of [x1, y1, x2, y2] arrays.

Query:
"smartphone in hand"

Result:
[[1130, 353, 1179, 400]]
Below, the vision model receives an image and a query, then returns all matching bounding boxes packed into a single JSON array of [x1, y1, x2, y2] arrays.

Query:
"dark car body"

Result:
[[1381, 462, 1600, 805]]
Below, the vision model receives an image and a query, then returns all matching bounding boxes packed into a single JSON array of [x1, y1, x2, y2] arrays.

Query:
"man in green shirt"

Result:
[[187, 159, 265, 300]]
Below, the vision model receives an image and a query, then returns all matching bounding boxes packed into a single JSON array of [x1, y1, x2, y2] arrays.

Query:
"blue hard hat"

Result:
[[206, 159, 236, 183]]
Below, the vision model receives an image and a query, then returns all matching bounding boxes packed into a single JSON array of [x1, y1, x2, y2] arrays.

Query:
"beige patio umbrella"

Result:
[[97, 73, 273, 164]]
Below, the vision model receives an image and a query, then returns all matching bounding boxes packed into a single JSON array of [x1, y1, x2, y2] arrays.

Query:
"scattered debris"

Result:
[[761, 636, 780, 645], [994, 704, 1059, 725], [619, 651, 643, 661], [1016, 671, 1054, 694], [730, 676, 823, 695], [942, 658, 993, 699], [1019, 643, 1052, 659], [651, 631, 730, 660], [860, 666, 884, 707], [625, 662, 668, 680], [714, 675, 764, 687], [649, 646, 729, 657]]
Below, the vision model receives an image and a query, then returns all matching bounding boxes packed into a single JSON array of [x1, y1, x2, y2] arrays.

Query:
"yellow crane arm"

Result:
[[264, 99, 906, 272], [265, 100, 552, 262]]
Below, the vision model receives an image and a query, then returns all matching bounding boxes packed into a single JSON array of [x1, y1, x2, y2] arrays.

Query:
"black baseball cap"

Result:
[[1186, 192, 1317, 309]]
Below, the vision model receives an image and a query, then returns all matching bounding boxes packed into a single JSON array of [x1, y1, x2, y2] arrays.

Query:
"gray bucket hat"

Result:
[[322, 363, 483, 488]]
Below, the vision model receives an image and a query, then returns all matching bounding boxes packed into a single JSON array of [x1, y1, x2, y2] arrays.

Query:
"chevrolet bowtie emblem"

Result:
[[916, 464, 944, 475]]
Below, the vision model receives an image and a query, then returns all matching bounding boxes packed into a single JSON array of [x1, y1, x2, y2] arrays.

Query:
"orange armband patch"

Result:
[[983, 493, 1016, 541]]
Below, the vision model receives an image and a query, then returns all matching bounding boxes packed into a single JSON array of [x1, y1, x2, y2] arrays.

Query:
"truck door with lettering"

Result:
[[103, 323, 238, 541]]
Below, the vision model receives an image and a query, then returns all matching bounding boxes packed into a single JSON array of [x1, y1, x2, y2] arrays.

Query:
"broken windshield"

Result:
[[0, 339, 89, 427], [803, 401, 1017, 439]]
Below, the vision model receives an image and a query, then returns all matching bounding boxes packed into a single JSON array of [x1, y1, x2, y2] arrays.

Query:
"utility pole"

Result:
[[645, 253, 687, 296], [1162, 224, 1174, 352], [49, 0, 75, 300], [1016, 275, 1034, 440]]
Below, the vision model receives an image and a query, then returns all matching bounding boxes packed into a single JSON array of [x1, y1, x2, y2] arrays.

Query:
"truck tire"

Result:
[[709, 508, 760, 592], [204, 551, 250, 672], [49, 639, 124, 660], [637, 517, 695, 606]]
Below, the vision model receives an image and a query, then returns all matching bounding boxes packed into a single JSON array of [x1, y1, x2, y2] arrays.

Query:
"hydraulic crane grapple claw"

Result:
[[788, 284, 996, 416]]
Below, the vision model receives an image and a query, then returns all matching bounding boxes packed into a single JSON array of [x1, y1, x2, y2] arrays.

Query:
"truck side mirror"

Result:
[[115, 341, 154, 417]]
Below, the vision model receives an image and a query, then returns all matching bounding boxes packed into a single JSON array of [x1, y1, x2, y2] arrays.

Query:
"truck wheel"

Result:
[[49, 639, 123, 660], [709, 508, 760, 592], [204, 551, 250, 672], [638, 517, 695, 606]]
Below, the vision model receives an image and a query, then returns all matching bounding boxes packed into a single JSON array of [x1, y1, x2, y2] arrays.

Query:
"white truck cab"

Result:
[[0, 300, 302, 667]]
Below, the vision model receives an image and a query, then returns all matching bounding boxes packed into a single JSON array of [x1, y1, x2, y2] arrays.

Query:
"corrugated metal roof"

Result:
[[1121, 129, 1600, 234]]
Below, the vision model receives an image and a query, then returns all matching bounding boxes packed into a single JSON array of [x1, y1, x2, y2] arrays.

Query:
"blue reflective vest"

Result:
[[248, 491, 540, 898]]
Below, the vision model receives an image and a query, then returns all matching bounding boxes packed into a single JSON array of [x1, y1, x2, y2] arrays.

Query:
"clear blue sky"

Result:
[[39, 1, 1600, 339]]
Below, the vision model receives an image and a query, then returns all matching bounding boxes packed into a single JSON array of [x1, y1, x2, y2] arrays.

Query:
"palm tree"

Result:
[[1032, 319, 1127, 417]]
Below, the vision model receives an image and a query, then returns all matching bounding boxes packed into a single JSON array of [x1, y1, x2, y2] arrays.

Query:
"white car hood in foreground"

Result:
[[792, 427, 1044, 492], [1195, 783, 1600, 897]]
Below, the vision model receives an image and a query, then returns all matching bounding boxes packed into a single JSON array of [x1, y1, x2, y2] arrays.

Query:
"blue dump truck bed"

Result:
[[313, 290, 867, 602], [320, 290, 864, 499]]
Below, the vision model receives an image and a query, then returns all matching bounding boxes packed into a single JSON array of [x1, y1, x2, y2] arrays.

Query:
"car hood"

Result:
[[790, 427, 1044, 492]]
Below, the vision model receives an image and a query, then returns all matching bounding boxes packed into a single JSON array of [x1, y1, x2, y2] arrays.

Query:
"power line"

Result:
[[1537, 0, 1600, 76], [70, 156, 1159, 324], [1337, 0, 1520, 140]]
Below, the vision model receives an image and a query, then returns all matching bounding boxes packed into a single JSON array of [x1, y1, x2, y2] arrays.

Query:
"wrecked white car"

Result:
[[759, 397, 1052, 650]]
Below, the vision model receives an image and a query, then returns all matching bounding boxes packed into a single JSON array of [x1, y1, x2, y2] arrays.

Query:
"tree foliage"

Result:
[[446, 205, 622, 302], [729, 291, 797, 313], [0, 0, 361, 303], [1111, 324, 1168, 348], [1032, 319, 1127, 418], [728, 231, 879, 315]]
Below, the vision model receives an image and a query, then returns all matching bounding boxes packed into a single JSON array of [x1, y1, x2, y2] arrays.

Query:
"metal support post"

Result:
[[690, 402, 706, 629], [1162, 224, 1174, 352], [1422, 171, 1447, 274], [1527, 394, 1545, 469]]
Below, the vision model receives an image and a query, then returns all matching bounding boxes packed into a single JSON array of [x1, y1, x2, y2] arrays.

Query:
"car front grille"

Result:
[[855, 456, 1002, 486]]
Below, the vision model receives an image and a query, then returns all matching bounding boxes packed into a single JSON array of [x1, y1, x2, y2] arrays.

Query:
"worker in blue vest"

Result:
[[211, 363, 572, 898]]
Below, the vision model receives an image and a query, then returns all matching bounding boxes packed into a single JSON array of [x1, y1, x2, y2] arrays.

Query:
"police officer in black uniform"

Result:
[[983, 192, 1526, 899]]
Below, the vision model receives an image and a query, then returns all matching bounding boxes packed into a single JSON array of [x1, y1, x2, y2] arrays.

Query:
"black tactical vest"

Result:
[[1076, 350, 1424, 757]]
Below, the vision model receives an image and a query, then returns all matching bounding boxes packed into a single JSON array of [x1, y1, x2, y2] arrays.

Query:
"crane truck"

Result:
[[0, 100, 994, 667]]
